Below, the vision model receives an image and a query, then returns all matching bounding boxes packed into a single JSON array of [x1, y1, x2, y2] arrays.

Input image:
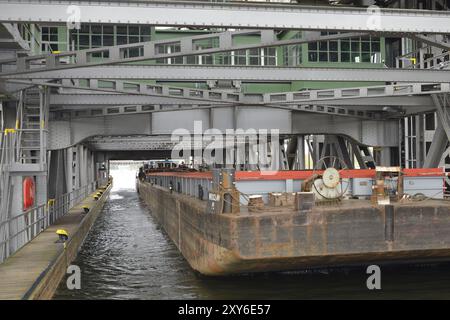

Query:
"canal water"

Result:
[[54, 168, 450, 300]]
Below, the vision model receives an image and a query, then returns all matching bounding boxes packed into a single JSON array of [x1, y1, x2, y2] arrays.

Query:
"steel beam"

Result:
[[424, 121, 448, 168], [408, 34, 450, 51], [11, 79, 448, 109], [6, 65, 450, 83], [1, 1, 450, 33]]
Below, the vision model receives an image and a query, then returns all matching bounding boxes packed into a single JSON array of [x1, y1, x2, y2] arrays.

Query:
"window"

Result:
[[41, 26, 59, 52], [192, 37, 219, 65], [248, 48, 260, 65], [308, 32, 382, 64], [263, 47, 277, 66], [69, 24, 152, 52], [233, 50, 247, 65], [425, 113, 435, 130], [155, 42, 182, 64]]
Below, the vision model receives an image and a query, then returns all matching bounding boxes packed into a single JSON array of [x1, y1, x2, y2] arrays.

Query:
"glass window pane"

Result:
[[341, 52, 350, 62], [319, 52, 328, 62], [91, 35, 102, 46], [236, 56, 246, 65], [249, 56, 260, 65], [103, 25, 114, 34], [91, 25, 102, 34], [141, 26, 151, 35], [186, 56, 196, 64], [103, 35, 113, 46], [372, 42, 380, 52], [309, 52, 318, 62], [308, 42, 317, 51], [80, 25, 90, 33], [129, 26, 139, 35], [329, 41, 338, 51], [117, 35, 127, 45], [172, 56, 183, 64], [341, 41, 350, 51], [319, 41, 328, 51], [128, 36, 139, 44], [49, 43, 58, 51], [79, 35, 89, 46], [361, 42, 371, 52], [330, 52, 338, 62], [362, 53, 371, 62], [117, 26, 127, 35], [249, 48, 259, 56]]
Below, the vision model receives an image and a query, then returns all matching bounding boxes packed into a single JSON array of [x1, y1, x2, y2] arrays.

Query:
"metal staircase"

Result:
[[11, 86, 48, 173], [20, 88, 44, 164]]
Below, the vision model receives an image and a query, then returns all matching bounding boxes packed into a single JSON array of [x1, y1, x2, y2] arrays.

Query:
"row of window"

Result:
[[308, 33, 382, 63], [40, 26, 382, 65], [70, 25, 151, 50], [155, 46, 277, 66]]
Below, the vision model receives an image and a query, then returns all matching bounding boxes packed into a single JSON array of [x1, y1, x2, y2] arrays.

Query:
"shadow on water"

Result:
[[54, 170, 450, 300]]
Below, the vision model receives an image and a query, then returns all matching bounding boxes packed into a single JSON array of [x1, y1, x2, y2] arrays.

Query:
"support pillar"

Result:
[[424, 121, 448, 168], [35, 175, 47, 207]]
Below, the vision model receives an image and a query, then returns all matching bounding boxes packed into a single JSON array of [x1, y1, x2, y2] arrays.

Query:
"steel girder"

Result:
[[84, 135, 177, 151], [12, 79, 449, 107], [0, 23, 30, 51], [5, 65, 450, 83], [1, 1, 450, 33], [0, 30, 366, 76], [49, 109, 398, 151], [48, 93, 437, 108], [5, 79, 447, 121], [423, 94, 450, 168], [408, 34, 450, 51]]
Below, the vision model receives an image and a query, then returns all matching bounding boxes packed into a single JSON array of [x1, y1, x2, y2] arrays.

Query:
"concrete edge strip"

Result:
[[21, 183, 113, 300]]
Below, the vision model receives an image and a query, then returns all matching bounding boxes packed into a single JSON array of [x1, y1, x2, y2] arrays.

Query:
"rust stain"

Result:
[[138, 180, 450, 276]]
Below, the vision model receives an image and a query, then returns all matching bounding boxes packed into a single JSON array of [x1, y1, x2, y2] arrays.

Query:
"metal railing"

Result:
[[0, 181, 97, 264], [145, 173, 212, 201]]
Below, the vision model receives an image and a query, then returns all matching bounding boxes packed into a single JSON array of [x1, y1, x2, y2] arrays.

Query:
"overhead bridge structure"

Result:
[[1, 0, 450, 265], [1, 0, 450, 33]]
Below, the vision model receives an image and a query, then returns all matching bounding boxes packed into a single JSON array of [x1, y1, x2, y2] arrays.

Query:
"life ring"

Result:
[[23, 177, 35, 210]]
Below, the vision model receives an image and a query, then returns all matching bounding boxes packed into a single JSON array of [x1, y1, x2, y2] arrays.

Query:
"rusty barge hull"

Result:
[[137, 180, 450, 276]]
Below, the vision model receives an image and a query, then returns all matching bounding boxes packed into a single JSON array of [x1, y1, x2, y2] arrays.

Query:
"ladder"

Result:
[[12, 86, 48, 172]]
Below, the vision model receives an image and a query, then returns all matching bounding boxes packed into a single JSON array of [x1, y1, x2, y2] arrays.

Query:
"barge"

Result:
[[137, 167, 450, 276]]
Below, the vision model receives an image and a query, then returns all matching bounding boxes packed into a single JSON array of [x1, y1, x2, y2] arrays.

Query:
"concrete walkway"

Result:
[[0, 185, 111, 299]]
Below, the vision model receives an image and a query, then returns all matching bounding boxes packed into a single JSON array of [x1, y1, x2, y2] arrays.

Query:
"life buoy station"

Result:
[[1, 0, 450, 300]]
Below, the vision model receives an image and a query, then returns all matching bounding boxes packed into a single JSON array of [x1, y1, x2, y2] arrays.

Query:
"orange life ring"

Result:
[[23, 177, 35, 210]]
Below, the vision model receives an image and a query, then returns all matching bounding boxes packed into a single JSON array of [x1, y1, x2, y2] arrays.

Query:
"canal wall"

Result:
[[138, 180, 450, 275], [0, 182, 112, 300]]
